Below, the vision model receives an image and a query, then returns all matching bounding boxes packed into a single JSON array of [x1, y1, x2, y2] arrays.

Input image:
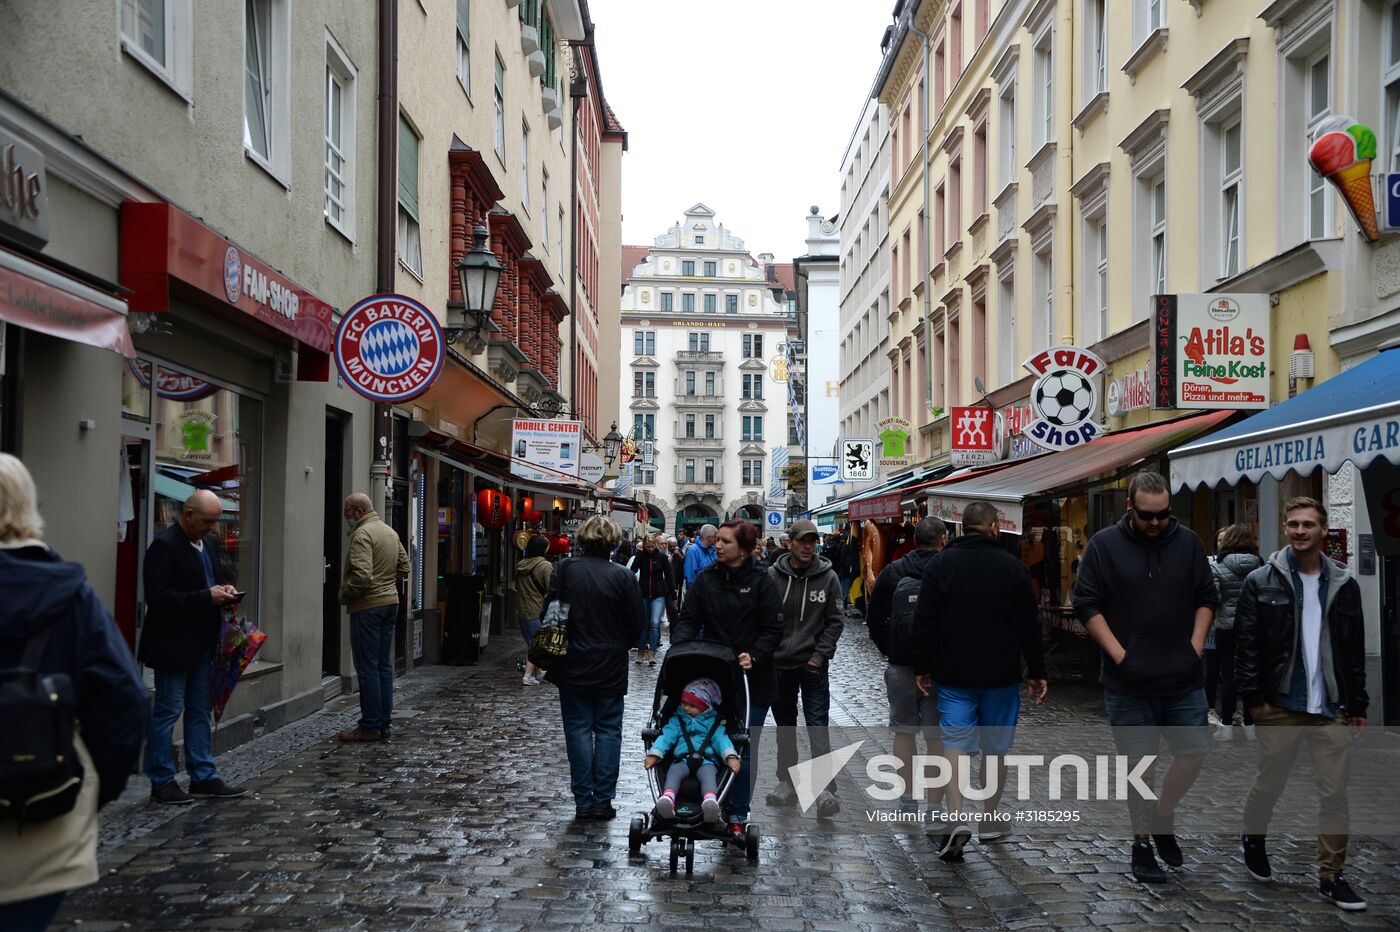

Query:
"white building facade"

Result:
[[795, 208, 841, 509], [619, 205, 792, 534], [837, 97, 892, 495]]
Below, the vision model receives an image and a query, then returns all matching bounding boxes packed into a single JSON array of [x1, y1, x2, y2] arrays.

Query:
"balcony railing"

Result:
[[673, 475, 724, 495], [674, 435, 725, 450], [676, 349, 723, 363]]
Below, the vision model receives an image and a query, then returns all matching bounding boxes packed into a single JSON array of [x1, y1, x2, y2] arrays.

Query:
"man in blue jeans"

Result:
[[1072, 471, 1218, 883], [338, 493, 410, 742], [914, 502, 1046, 861], [139, 490, 247, 803]]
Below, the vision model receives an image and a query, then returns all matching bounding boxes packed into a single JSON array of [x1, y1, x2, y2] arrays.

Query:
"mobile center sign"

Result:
[[511, 418, 583, 483], [1152, 294, 1269, 410]]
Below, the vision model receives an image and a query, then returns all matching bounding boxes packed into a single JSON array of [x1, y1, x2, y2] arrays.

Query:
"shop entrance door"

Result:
[[115, 434, 151, 654], [1382, 555, 1400, 727], [322, 411, 346, 678]]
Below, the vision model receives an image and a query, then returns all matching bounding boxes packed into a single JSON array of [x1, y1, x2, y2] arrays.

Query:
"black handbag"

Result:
[[0, 620, 83, 825], [529, 560, 571, 670]]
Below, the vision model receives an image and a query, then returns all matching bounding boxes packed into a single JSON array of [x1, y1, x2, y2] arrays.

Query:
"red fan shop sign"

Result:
[[334, 293, 444, 403]]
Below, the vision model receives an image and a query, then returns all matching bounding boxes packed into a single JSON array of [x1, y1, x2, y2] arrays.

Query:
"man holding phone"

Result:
[[339, 493, 410, 742], [139, 490, 247, 804]]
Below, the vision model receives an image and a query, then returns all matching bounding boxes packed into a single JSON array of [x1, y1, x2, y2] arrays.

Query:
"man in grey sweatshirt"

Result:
[[765, 520, 846, 816]]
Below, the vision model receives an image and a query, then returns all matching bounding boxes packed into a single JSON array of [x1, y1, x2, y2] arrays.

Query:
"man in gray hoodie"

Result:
[[765, 520, 845, 816]]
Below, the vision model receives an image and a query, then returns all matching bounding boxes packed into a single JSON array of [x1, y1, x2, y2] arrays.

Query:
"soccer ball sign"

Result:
[[1022, 346, 1107, 451], [1034, 371, 1094, 426]]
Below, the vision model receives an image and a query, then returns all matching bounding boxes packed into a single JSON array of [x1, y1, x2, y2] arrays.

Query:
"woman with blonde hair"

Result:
[[0, 454, 147, 930], [543, 515, 646, 820]]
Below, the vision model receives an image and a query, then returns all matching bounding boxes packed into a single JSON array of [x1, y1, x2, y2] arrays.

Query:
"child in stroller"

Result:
[[629, 639, 760, 873], [644, 678, 740, 823]]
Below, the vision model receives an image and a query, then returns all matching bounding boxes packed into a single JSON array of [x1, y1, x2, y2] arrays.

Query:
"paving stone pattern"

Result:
[[53, 615, 1399, 930]]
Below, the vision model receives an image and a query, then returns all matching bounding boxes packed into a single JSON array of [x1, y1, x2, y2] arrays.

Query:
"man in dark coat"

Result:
[[139, 491, 246, 803]]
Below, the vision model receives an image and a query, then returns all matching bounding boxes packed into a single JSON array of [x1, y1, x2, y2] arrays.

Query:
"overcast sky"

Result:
[[591, 0, 893, 261]]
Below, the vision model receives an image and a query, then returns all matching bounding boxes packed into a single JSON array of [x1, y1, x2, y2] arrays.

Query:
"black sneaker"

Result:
[[1320, 874, 1366, 911], [591, 802, 617, 821], [188, 779, 248, 799], [1150, 811, 1183, 867], [765, 781, 797, 807], [938, 824, 972, 862], [150, 782, 193, 805], [1131, 840, 1167, 883], [1241, 834, 1271, 881]]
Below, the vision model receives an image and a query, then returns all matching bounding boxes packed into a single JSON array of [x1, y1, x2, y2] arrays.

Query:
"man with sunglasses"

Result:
[[1072, 471, 1218, 884]]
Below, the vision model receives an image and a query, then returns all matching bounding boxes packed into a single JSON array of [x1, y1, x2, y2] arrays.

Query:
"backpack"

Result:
[[887, 572, 923, 666], [0, 621, 83, 825]]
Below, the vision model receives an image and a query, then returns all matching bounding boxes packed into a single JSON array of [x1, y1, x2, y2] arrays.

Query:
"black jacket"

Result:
[[1072, 513, 1219, 697], [1234, 549, 1368, 718], [867, 548, 939, 659], [674, 558, 785, 704], [670, 550, 686, 590], [0, 546, 147, 806], [543, 555, 646, 697], [913, 534, 1045, 688], [633, 548, 674, 601], [1210, 550, 1263, 631], [138, 523, 226, 672]]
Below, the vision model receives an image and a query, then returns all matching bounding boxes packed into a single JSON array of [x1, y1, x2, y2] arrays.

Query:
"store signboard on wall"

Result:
[[950, 407, 995, 466], [579, 453, 605, 484], [1106, 368, 1153, 418], [511, 418, 582, 483], [1023, 346, 1107, 452], [875, 417, 914, 469], [1152, 294, 1269, 410], [335, 294, 444, 403]]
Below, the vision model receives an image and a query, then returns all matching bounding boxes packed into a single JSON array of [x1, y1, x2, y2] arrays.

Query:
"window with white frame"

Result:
[[493, 54, 506, 162], [1386, 0, 1400, 170], [1083, 0, 1108, 97], [742, 459, 763, 486], [705, 414, 716, 438], [244, 0, 290, 177], [397, 114, 422, 277], [1033, 28, 1054, 148], [684, 414, 696, 437], [684, 459, 696, 483], [557, 207, 565, 275], [456, 0, 471, 94], [1134, 0, 1163, 46], [633, 330, 655, 356], [660, 292, 673, 311], [1305, 49, 1333, 240], [681, 292, 695, 312], [633, 414, 654, 440], [704, 459, 715, 482], [520, 121, 530, 212], [998, 80, 1017, 188], [703, 293, 717, 313], [726, 293, 739, 313], [637, 466, 655, 485], [120, 0, 192, 95], [1094, 220, 1108, 339], [1150, 177, 1167, 295], [1220, 120, 1242, 278], [541, 168, 549, 246], [997, 268, 1016, 385], [1032, 244, 1052, 352], [324, 36, 357, 235]]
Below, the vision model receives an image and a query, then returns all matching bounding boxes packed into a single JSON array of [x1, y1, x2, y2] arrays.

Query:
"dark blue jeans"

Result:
[[350, 604, 397, 734], [147, 647, 218, 788], [772, 664, 832, 784], [0, 892, 65, 931], [727, 702, 770, 823], [558, 689, 625, 809], [636, 597, 664, 651]]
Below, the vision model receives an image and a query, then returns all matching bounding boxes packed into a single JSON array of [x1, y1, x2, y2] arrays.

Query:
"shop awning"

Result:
[[1169, 348, 1400, 490], [808, 466, 949, 518], [410, 427, 593, 502], [0, 246, 134, 357], [911, 410, 1233, 533]]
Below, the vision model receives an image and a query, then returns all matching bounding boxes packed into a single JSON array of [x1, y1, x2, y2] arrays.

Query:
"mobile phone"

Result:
[[230, 590, 247, 603]]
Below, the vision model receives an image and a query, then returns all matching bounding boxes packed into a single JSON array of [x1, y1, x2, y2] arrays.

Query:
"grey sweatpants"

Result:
[[664, 760, 718, 797]]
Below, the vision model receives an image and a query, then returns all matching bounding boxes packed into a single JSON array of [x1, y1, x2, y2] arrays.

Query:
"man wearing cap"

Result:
[[765, 519, 846, 815]]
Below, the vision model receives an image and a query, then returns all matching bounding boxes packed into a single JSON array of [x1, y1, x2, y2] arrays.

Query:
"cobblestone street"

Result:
[[55, 620, 1400, 930]]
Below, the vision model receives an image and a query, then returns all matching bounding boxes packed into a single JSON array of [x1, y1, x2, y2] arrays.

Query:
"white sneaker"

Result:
[[656, 793, 676, 819], [701, 795, 721, 823], [1207, 710, 1223, 727], [522, 674, 540, 686], [1243, 724, 1257, 740], [1213, 724, 1234, 741]]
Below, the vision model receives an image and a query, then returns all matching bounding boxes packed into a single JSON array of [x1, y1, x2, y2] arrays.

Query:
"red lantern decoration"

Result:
[[519, 496, 534, 520], [523, 508, 543, 525], [547, 534, 570, 556], [476, 488, 511, 528]]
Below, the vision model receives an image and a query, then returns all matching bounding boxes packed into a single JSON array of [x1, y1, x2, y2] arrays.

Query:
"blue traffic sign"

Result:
[[766, 510, 784, 528], [1385, 172, 1400, 231]]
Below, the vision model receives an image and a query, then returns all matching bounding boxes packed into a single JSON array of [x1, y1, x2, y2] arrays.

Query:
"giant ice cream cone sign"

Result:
[[1308, 116, 1380, 242]]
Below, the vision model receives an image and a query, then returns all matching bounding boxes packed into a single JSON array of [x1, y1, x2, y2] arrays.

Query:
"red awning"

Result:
[[0, 247, 134, 357], [908, 410, 1233, 533]]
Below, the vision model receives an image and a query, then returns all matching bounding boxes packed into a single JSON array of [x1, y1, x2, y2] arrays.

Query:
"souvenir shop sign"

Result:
[[875, 417, 914, 469], [1152, 294, 1269, 410], [511, 418, 582, 483], [1024, 346, 1106, 452], [849, 492, 903, 521], [950, 407, 995, 466], [335, 294, 444, 403]]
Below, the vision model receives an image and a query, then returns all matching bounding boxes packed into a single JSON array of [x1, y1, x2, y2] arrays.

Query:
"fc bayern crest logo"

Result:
[[335, 294, 444, 403], [1022, 346, 1107, 451], [222, 245, 242, 304]]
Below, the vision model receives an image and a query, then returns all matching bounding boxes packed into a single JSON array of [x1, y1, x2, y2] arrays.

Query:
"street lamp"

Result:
[[602, 421, 624, 467], [448, 223, 503, 350]]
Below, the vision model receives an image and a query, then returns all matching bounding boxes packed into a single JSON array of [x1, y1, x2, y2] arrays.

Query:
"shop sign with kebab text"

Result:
[[1151, 294, 1269, 411]]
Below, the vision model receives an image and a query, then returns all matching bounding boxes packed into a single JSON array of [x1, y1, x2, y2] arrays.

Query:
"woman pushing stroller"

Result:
[[645, 678, 741, 823]]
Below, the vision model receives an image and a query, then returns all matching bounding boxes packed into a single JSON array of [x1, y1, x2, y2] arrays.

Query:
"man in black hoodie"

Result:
[[1072, 471, 1219, 884], [913, 502, 1047, 862], [867, 516, 947, 818]]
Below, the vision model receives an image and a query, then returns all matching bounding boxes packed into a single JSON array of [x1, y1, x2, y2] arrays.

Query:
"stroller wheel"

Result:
[[668, 837, 681, 875], [628, 816, 644, 855], [745, 823, 760, 862], [685, 838, 695, 875]]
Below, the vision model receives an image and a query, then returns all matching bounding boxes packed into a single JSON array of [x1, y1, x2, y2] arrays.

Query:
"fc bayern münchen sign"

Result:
[[335, 294, 444, 403]]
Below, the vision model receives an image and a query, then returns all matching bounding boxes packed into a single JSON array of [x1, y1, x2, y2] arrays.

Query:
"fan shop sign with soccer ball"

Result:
[[1024, 346, 1107, 452], [335, 294, 445, 403]]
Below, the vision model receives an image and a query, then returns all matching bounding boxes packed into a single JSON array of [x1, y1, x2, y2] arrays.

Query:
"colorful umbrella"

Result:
[[210, 614, 267, 727]]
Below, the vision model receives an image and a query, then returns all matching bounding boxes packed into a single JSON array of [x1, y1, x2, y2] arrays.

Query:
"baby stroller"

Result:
[[628, 639, 760, 874]]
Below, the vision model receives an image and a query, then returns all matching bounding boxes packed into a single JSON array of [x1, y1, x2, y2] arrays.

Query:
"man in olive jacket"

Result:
[[339, 493, 410, 742]]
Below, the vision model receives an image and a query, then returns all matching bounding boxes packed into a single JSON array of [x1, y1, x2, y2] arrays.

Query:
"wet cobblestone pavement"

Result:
[[54, 617, 1400, 930]]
